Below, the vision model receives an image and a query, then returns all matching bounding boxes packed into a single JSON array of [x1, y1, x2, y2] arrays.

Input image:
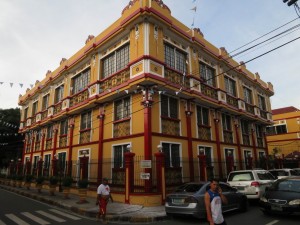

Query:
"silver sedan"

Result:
[[165, 181, 248, 219]]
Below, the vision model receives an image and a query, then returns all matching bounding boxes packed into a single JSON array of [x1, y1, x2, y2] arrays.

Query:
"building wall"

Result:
[[19, 0, 274, 185], [267, 110, 300, 157]]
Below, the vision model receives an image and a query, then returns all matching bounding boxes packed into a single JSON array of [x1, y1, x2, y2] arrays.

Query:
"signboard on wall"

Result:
[[140, 160, 152, 168], [140, 173, 150, 180]]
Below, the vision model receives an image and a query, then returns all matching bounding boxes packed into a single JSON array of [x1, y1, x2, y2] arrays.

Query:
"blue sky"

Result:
[[0, 0, 299, 110]]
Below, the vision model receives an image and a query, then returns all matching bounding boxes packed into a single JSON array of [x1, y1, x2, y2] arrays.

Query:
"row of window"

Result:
[[23, 42, 268, 123], [25, 94, 264, 153]]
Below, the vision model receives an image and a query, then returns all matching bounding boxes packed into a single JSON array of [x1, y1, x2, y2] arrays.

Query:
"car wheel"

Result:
[[238, 197, 248, 213]]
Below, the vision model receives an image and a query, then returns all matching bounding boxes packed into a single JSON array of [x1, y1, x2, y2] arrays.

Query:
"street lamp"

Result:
[[126, 144, 132, 152], [157, 145, 162, 152]]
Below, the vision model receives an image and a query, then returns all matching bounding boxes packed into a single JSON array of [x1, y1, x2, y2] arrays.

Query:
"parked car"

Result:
[[292, 168, 300, 175], [165, 182, 248, 219], [227, 170, 275, 200], [269, 169, 300, 179], [259, 176, 300, 214]]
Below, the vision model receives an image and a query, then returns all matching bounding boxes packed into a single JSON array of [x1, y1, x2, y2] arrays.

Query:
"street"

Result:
[[0, 189, 98, 225], [163, 202, 300, 225], [1, 188, 299, 225]]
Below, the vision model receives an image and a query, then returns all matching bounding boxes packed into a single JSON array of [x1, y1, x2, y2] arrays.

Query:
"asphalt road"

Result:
[[0, 189, 98, 225], [162, 202, 300, 225], [1, 188, 299, 225]]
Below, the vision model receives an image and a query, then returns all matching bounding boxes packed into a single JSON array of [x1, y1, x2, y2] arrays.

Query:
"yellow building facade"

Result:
[[19, 0, 274, 204], [266, 107, 300, 159]]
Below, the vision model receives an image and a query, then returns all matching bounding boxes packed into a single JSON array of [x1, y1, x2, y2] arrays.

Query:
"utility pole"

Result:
[[283, 0, 298, 7]]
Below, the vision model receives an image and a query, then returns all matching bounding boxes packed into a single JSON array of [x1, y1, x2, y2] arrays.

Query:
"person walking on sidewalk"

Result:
[[96, 178, 113, 223], [204, 178, 228, 225]]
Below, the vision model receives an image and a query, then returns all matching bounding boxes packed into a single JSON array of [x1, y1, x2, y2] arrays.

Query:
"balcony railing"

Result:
[[164, 68, 190, 88], [79, 129, 91, 144], [41, 109, 48, 121], [59, 135, 68, 148], [223, 130, 233, 143], [161, 117, 180, 136], [45, 139, 52, 150], [201, 83, 218, 100], [198, 125, 211, 141], [70, 89, 89, 108], [34, 141, 40, 152], [100, 69, 130, 91], [226, 94, 238, 108], [245, 103, 255, 115], [54, 102, 63, 115], [113, 119, 130, 138]]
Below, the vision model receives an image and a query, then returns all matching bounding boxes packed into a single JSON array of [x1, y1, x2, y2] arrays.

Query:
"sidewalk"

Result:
[[0, 184, 167, 223]]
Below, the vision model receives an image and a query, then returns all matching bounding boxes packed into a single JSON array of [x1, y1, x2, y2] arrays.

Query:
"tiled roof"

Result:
[[272, 106, 299, 115]]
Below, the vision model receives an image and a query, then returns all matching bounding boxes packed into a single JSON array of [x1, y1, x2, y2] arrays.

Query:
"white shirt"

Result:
[[97, 184, 110, 196], [210, 196, 224, 224]]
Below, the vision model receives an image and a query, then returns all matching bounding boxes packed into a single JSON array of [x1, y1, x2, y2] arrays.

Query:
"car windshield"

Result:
[[228, 172, 254, 181], [257, 172, 275, 180], [270, 170, 289, 177], [274, 180, 300, 192], [175, 184, 203, 192]]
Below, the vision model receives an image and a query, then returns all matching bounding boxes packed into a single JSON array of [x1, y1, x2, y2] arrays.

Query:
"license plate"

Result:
[[271, 205, 282, 211], [172, 198, 184, 204], [237, 186, 245, 190]]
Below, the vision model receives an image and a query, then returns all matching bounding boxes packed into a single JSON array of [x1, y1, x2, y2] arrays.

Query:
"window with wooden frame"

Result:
[[113, 144, 129, 169], [162, 143, 181, 168], [32, 101, 38, 116], [199, 62, 216, 87], [164, 43, 187, 74], [80, 111, 92, 130], [102, 44, 129, 78], [161, 94, 178, 119], [42, 94, 49, 111], [224, 76, 236, 96], [71, 69, 91, 95], [114, 97, 130, 121], [258, 95, 266, 110], [243, 86, 253, 104], [54, 85, 64, 104]]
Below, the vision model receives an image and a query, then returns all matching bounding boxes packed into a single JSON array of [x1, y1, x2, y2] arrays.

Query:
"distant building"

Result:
[[266, 106, 300, 159], [18, 0, 274, 204]]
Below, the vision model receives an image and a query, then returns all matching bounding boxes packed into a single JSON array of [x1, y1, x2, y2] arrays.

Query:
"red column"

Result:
[[40, 133, 45, 159], [234, 123, 243, 170], [214, 118, 223, 179], [155, 151, 165, 204], [198, 153, 206, 181], [251, 128, 258, 162], [67, 123, 74, 176], [124, 151, 135, 204], [52, 128, 58, 156], [97, 113, 105, 184], [186, 110, 194, 181], [30, 135, 35, 163]]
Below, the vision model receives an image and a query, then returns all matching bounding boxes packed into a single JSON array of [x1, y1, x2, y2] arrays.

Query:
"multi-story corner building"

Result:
[[18, 0, 274, 203], [266, 106, 300, 160]]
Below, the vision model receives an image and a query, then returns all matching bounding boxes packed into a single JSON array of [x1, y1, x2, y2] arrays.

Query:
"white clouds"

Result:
[[0, 0, 299, 110]]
